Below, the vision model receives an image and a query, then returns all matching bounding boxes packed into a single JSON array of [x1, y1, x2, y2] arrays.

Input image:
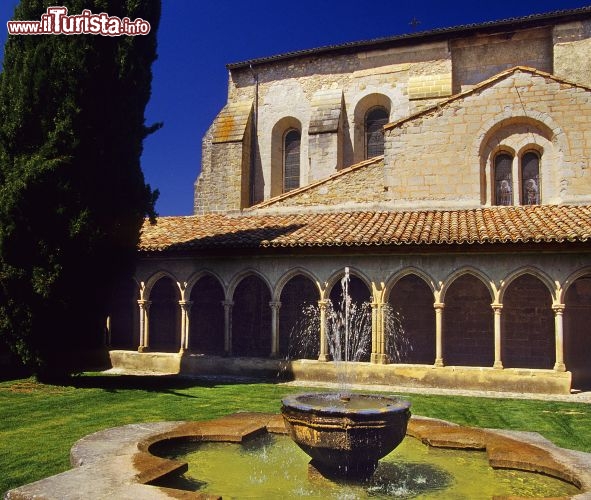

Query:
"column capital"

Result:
[[222, 300, 234, 308], [491, 302, 503, 312], [179, 300, 193, 308], [138, 299, 151, 309], [433, 302, 445, 310], [269, 300, 282, 309], [318, 299, 329, 310], [552, 303, 566, 314]]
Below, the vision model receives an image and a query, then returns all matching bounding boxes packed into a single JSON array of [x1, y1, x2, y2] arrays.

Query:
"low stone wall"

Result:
[[109, 350, 572, 394], [6, 413, 591, 499]]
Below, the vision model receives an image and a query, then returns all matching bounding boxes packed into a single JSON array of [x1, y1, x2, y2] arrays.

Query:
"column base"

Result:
[[493, 361, 504, 369], [317, 354, 331, 362], [553, 362, 566, 372], [370, 353, 389, 365], [138, 346, 149, 353], [434, 358, 444, 368]]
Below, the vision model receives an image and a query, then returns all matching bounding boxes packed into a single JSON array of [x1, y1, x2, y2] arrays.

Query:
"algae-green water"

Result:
[[152, 433, 579, 499]]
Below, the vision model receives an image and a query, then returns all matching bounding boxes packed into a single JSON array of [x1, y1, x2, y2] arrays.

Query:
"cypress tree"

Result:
[[0, 0, 161, 380]]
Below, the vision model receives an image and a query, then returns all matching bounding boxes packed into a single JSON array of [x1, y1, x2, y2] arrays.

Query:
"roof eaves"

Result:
[[226, 7, 591, 70]]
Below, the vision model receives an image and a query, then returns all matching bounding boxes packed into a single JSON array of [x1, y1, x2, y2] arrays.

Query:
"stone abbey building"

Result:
[[110, 7, 591, 393]]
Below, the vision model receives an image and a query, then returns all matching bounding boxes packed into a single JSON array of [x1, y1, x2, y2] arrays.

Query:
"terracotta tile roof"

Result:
[[139, 205, 591, 252]]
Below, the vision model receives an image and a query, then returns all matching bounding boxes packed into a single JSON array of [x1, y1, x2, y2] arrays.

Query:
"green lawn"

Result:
[[1, 374, 590, 496]]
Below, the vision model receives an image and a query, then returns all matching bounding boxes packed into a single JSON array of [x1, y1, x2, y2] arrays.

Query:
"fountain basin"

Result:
[[6, 412, 591, 499], [281, 392, 411, 479]]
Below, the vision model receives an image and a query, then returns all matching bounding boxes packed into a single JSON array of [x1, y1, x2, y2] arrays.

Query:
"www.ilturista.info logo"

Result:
[[7, 6, 151, 36]]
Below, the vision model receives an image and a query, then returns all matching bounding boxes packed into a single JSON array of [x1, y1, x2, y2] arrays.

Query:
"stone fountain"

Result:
[[282, 267, 412, 480], [281, 392, 411, 479]]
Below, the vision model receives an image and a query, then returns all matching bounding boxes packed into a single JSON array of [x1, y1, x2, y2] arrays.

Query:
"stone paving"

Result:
[[282, 379, 591, 403]]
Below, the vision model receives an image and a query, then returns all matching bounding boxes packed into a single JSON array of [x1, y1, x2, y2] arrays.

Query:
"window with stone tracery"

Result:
[[493, 150, 541, 206]]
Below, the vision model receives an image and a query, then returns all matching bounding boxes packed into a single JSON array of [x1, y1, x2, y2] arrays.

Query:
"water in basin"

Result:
[[151, 433, 579, 499]]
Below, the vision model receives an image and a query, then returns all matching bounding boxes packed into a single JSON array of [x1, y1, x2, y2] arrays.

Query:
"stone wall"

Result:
[[194, 102, 253, 213], [383, 69, 591, 208], [450, 28, 553, 92], [249, 158, 387, 212], [253, 69, 591, 212], [194, 14, 591, 214], [553, 20, 591, 87]]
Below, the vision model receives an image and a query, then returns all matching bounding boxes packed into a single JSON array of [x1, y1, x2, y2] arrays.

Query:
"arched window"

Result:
[[494, 153, 513, 206], [283, 129, 300, 192], [521, 151, 540, 205], [365, 107, 388, 158]]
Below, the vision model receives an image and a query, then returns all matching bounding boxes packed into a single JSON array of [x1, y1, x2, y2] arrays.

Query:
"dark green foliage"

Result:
[[0, 0, 161, 379]]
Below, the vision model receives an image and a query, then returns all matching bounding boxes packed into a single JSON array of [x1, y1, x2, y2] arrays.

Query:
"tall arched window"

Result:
[[521, 151, 540, 205], [365, 107, 388, 158], [283, 129, 300, 192], [494, 153, 513, 206]]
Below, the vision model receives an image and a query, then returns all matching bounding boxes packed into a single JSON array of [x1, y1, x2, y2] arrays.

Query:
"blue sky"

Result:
[[0, 0, 589, 216]]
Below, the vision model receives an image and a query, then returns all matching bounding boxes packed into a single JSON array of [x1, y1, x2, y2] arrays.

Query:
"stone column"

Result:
[[137, 300, 151, 352], [553, 304, 566, 372], [492, 304, 503, 369], [269, 301, 281, 357], [434, 302, 444, 367], [318, 300, 330, 361], [371, 301, 388, 364], [105, 316, 111, 347], [370, 301, 378, 363], [179, 301, 192, 354], [222, 300, 234, 356]]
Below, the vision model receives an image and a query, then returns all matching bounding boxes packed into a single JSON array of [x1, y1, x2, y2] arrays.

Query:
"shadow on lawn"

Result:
[[69, 373, 276, 393]]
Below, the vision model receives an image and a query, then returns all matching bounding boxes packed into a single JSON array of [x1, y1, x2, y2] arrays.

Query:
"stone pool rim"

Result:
[[5, 412, 591, 500], [281, 392, 412, 415]]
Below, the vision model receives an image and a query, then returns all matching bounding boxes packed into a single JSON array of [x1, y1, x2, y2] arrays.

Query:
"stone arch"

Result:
[[326, 268, 372, 362], [148, 275, 181, 353], [499, 267, 556, 303], [502, 273, 554, 369], [475, 112, 567, 205], [441, 267, 494, 303], [352, 93, 392, 163], [189, 273, 225, 355], [325, 267, 372, 297], [107, 277, 140, 349], [185, 269, 226, 299], [271, 116, 303, 198], [231, 273, 272, 357], [442, 272, 494, 367], [563, 269, 591, 389], [274, 267, 321, 302], [562, 267, 591, 303], [387, 271, 436, 364], [385, 267, 436, 301], [143, 270, 181, 301], [227, 269, 273, 302], [278, 272, 321, 360]]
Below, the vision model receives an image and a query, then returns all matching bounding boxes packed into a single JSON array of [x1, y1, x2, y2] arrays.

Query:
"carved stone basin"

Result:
[[281, 392, 411, 479]]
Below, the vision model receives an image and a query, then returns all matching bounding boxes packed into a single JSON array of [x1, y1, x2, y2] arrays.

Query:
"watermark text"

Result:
[[7, 6, 151, 36]]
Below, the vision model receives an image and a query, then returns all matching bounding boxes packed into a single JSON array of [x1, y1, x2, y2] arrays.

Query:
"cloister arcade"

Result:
[[107, 262, 591, 389]]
